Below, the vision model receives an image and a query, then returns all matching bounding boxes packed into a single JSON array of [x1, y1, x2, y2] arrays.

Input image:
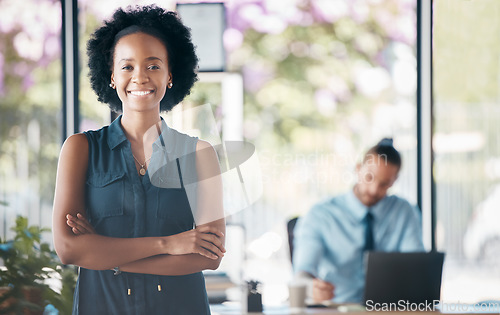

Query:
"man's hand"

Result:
[[312, 278, 335, 302], [294, 272, 335, 303], [66, 213, 96, 235]]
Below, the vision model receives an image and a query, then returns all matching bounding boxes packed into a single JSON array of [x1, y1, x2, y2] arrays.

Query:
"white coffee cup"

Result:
[[288, 281, 307, 312]]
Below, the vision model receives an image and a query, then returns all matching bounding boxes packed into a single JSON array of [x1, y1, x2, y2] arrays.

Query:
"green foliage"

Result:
[[434, 0, 500, 104], [0, 216, 76, 315], [45, 267, 78, 315]]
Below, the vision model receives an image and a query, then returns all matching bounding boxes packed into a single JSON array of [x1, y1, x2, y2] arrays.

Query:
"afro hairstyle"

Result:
[[87, 5, 199, 112]]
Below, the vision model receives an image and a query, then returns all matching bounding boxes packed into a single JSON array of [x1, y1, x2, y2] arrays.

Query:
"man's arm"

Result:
[[399, 204, 425, 252], [293, 210, 335, 302], [292, 211, 324, 276]]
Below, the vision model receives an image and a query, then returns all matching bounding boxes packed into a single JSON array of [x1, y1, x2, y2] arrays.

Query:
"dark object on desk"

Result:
[[363, 251, 445, 305], [246, 280, 263, 312], [287, 217, 299, 262], [306, 303, 328, 308]]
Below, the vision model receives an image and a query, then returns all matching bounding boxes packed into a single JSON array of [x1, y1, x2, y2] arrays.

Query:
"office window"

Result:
[[434, 0, 500, 302], [223, 0, 418, 304], [78, 0, 131, 130], [78, 12, 110, 131], [0, 0, 62, 237]]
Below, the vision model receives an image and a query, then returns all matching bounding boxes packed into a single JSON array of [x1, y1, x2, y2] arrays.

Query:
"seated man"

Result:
[[293, 138, 424, 303]]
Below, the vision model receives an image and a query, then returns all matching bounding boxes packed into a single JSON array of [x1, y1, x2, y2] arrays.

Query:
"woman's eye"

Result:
[[148, 65, 160, 70], [121, 65, 132, 70]]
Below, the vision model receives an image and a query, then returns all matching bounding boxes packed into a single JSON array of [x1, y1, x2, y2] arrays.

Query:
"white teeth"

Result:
[[129, 90, 153, 96]]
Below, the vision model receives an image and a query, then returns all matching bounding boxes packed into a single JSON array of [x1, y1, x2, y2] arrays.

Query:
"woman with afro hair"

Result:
[[52, 5, 225, 314]]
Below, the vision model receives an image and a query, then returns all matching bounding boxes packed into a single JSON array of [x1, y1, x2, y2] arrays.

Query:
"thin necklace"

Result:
[[132, 153, 152, 176]]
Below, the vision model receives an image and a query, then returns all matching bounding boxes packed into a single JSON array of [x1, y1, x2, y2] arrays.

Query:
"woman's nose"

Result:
[[132, 68, 149, 84]]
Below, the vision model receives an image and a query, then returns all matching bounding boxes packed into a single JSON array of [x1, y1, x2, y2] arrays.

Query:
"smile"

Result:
[[128, 90, 154, 96]]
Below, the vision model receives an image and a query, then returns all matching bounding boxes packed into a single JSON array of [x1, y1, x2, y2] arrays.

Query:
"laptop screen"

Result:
[[363, 252, 445, 306]]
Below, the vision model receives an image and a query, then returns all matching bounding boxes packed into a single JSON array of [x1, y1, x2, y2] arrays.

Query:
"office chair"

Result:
[[287, 217, 299, 263]]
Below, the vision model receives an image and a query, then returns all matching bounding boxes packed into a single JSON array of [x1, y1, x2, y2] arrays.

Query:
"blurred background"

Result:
[[0, 0, 499, 307]]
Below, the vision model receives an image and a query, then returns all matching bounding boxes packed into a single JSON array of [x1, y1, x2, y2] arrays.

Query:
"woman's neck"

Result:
[[121, 111, 161, 143]]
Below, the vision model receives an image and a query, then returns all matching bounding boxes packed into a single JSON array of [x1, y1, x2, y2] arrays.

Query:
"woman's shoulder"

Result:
[[63, 133, 89, 150], [59, 133, 89, 167], [196, 139, 214, 151], [82, 125, 110, 138], [194, 140, 218, 166], [81, 124, 120, 149]]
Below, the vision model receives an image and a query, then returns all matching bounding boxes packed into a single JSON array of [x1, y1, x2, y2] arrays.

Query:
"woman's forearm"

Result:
[[57, 219, 225, 270], [56, 233, 167, 270], [119, 253, 222, 276]]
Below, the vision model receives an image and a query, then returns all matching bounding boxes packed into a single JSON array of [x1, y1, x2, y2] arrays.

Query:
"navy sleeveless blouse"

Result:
[[73, 115, 210, 315]]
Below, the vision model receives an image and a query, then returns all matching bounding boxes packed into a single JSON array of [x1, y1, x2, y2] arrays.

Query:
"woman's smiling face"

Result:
[[111, 32, 171, 113]]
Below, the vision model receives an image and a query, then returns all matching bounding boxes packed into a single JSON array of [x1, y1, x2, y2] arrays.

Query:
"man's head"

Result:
[[354, 138, 401, 207]]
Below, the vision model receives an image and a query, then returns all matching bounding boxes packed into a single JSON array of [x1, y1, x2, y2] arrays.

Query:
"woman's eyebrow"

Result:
[[118, 57, 164, 63], [145, 56, 163, 63]]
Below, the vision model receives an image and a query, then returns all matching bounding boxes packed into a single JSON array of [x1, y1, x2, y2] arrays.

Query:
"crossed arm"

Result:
[[52, 134, 225, 276]]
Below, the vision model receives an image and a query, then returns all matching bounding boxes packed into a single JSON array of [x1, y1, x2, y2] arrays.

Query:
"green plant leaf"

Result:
[[0, 216, 75, 313]]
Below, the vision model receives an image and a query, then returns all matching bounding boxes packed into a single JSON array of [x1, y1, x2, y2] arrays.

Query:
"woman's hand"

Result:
[[66, 213, 96, 235], [164, 225, 225, 260]]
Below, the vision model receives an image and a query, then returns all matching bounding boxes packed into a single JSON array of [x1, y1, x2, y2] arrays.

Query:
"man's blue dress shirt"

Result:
[[293, 190, 424, 303]]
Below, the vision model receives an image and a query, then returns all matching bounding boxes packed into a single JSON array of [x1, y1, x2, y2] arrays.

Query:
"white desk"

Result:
[[210, 303, 440, 315]]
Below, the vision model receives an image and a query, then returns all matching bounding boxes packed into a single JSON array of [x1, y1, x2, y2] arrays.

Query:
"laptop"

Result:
[[363, 252, 445, 305]]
